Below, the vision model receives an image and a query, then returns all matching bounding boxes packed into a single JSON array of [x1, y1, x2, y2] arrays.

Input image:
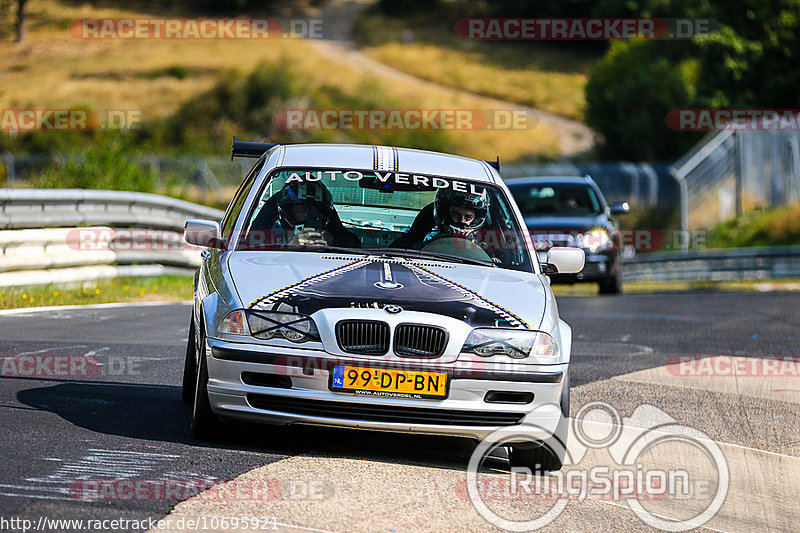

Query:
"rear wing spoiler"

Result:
[[231, 137, 280, 160], [230, 137, 501, 173]]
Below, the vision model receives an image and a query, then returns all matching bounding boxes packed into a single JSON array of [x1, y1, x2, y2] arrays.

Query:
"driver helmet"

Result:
[[277, 181, 334, 231], [433, 188, 490, 236]]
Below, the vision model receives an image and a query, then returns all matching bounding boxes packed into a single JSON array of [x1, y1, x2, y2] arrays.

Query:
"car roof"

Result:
[[277, 144, 499, 183], [505, 176, 595, 186]]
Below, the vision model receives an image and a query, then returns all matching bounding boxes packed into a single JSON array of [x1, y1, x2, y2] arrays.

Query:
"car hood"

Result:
[[228, 252, 546, 330], [524, 215, 610, 232]]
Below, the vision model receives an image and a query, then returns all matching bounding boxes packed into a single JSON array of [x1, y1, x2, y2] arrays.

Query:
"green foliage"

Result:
[[705, 204, 800, 248], [585, 0, 800, 160], [33, 134, 157, 192], [618, 205, 680, 232], [586, 40, 700, 160]]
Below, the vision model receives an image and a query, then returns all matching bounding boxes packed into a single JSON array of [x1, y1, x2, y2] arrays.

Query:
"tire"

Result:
[[181, 319, 197, 405], [509, 370, 570, 472], [598, 263, 622, 295], [190, 325, 221, 440]]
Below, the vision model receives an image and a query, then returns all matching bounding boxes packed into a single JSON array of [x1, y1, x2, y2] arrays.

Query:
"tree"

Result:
[[15, 0, 26, 43], [585, 0, 800, 160], [585, 40, 699, 160]]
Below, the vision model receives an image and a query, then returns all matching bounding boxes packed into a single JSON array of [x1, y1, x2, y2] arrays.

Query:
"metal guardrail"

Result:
[[623, 246, 800, 282], [1, 189, 796, 287], [0, 189, 224, 287], [0, 189, 224, 230]]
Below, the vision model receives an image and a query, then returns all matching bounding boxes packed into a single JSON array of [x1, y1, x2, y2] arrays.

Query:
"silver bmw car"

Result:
[[182, 141, 584, 471]]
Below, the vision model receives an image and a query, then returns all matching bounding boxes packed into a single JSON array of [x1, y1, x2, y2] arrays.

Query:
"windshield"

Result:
[[509, 183, 603, 217], [237, 167, 534, 272]]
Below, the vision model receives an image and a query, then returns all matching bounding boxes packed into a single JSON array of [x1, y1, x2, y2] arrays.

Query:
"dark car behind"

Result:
[[506, 176, 629, 294]]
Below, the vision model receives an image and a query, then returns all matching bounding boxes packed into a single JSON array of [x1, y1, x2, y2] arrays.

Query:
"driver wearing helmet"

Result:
[[270, 181, 359, 247], [421, 188, 490, 246]]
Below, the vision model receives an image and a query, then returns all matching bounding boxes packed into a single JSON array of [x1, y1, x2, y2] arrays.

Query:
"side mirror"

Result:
[[185, 219, 226, 249], [540, 247, 585, 274], [610, 201, 631, 215]]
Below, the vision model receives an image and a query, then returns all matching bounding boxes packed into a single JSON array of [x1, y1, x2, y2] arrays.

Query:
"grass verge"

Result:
[[705, 204, 800, 248], [0, 275, 192, 310]]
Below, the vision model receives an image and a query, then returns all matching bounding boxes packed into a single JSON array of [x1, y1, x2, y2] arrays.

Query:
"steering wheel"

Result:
[[420, 235, 492, 262]]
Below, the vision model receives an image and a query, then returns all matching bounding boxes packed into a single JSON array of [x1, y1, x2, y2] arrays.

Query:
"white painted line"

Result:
[[0, 300, 192, 316], [0, 483, 69, 493], [16, 345, 87, 355], [0, 491, 73, 501]]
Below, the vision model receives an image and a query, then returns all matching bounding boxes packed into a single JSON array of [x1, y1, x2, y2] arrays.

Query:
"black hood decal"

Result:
[[249, 258, 528, 329]]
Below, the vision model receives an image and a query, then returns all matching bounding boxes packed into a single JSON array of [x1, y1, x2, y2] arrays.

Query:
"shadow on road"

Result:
[[13, 379, 486, 470]]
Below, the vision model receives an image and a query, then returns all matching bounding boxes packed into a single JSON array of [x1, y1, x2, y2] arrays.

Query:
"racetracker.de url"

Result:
[[0, 515, 279, 532]]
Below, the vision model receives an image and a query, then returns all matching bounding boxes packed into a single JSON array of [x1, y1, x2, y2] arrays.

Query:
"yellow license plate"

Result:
[[331, 365, 447, 399]]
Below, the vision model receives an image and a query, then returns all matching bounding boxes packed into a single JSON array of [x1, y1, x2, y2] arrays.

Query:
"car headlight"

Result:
[[219, 310, 249, 335], [462, 329, 560, 362], [246, 311, 320, 343], [581, 229, 611, 253]]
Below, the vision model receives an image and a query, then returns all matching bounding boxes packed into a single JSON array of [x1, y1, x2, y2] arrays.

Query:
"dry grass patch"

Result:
[[363, 42, 588, 121], [1, 0, 561, 161]]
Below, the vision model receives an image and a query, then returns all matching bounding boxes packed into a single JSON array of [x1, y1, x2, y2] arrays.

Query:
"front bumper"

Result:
[[204, 338, 568, 442]]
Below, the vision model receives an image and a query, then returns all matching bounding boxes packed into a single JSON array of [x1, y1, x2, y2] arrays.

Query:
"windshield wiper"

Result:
[[361, 247, 496, 267], [261, 244, 496, 267], [266, 244, 366, 255]]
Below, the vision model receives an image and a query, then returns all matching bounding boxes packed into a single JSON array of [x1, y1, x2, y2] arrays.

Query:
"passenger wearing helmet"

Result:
[[422, 188, 490, 246], [256, 181, 360, 248]]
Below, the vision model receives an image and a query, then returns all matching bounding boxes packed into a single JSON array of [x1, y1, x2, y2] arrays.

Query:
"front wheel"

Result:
[[598, 264, 622, 295], [181, 319, 196, 405], [191, 326, 221, 440], [509, 438, 564, 472], [509, 370, 570, 472]]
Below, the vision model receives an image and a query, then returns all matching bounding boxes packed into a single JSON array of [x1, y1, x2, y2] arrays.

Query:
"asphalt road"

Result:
[[1, 293, 798, 532]]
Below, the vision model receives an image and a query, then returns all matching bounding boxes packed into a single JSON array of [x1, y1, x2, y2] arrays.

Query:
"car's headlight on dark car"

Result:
[[246, 311, 320, 343], [462, 329, 559, 362], [580, 229, 611, 253]]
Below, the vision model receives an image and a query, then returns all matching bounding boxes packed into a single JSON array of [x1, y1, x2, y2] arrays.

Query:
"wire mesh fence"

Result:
[[671, 130, 800, 234]]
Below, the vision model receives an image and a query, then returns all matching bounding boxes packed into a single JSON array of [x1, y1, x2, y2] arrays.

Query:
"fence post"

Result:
[[2, 151, 14, 188], [734, 130, 743, 214], [671, 167, 689, 251]]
